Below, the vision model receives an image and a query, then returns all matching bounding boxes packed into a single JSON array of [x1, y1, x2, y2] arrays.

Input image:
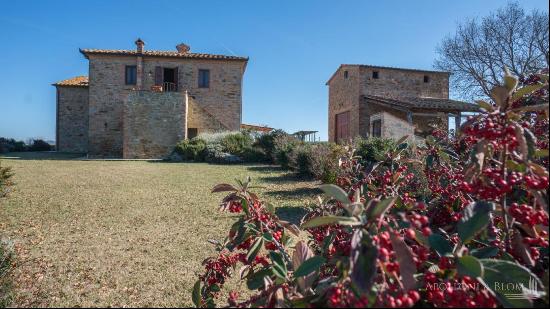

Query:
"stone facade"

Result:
[[369, 112, 414, 140], [327, 64, 469, 142], [123, 91, 186, 159], [56, 86, 89, 153], [54, 39, 247, 158]]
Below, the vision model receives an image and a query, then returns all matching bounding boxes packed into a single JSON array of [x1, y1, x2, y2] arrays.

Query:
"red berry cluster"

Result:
[[509, 203, 549, 226]]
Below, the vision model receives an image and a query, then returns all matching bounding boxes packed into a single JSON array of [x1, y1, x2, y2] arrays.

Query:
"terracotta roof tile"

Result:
[[80, 48, 248, 61], [364, 95, 479, 112], [53, 76, 89, 87]]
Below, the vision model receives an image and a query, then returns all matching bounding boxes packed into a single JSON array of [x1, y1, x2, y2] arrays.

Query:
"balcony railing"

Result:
[[163, 82, 178, 92]]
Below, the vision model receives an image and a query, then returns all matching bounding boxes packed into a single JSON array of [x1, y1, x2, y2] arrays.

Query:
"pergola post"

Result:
[[454, 112, 461, 135]]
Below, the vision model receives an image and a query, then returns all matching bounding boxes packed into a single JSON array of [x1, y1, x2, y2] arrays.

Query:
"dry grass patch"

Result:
[[0, 153, 319, 307]]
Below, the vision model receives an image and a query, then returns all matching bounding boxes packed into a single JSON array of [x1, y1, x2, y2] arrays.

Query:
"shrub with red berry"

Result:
[[193, 72, 549, 308]]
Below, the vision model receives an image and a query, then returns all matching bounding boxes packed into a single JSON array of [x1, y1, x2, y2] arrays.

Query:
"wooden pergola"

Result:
[[240, 123, 274, 133], [293, 130, 319, 142]]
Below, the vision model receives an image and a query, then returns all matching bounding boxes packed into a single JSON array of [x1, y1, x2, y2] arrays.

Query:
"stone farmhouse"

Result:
[[327, 64, 478, 143], [54, 39, 248, 158]]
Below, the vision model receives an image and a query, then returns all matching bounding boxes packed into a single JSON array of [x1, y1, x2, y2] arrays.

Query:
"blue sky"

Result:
[[0, 0, 547, 142]]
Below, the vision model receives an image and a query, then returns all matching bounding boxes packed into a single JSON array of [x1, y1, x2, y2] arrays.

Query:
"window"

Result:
[[187, 128, 198, 139], [424, 75, 430, 83], [344, 70, 348, 79], [372, 71, 379, 79], [125, 65, 137, 85], [198, 69, 210, 88], [372, 119, 382, 137]]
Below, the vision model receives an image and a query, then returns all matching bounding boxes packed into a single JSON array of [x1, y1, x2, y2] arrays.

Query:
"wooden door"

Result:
[[335, 111, 350, 143]]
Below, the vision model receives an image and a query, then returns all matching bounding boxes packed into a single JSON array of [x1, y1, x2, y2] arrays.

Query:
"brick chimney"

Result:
[[176, 43, 190, 53], [135, 38, 145, 53]]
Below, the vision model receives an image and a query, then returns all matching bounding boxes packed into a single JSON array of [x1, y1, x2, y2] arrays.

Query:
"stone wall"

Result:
[[88, 55, 137, 157], [359, 66, 449, 99], [327, 66, 362, 142], [187, 96, 228, 134], [122, 91, 185, 159], [369, 112, 414, 140], [56, 86, 89, 153]]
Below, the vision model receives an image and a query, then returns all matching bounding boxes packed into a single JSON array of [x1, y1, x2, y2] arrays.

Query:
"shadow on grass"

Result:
[[0, 152, 85, 160], [245, 165, 284, 173], [265, 187, 322, 199], [258, 173, 304, 184], [275, 206, 309, 226]]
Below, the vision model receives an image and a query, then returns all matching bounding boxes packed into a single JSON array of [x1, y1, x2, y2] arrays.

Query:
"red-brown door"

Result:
[[335, 111, 350, 143]]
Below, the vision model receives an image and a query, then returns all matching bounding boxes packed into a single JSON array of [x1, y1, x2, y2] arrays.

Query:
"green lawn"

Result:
[[0, 153, 319, 307]]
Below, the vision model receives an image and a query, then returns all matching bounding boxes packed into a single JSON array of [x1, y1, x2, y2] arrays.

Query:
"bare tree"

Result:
[[435, 2, 549, 99]]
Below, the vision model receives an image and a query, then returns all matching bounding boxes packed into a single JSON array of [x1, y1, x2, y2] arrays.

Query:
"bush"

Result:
[[310, 143, 346, 184], [204, 143, 242, 164], [240, 146, 268, 163], [174, 138, 207, 161], [192, 71, 550, 308], [354, 137, 395, 163], [254, 129, 287, 162], [0, 138, 52, 153], [0, 161, 14, 198], [27, 139, 53, 152], [273, 134, 299, 169], [220, 132, 254, 155], [174, 131, 267, 163], [289, 143, 314, 177], [0, 138, 26, 153]]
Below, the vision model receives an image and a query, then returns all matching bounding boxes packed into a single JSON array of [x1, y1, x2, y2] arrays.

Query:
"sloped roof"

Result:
[[364, 95, 479, 112], [80, 49, 248, 61], [53, 76, 89, 87]]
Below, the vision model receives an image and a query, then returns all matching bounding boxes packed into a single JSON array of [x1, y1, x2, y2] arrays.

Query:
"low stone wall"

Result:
[[123, 91, 186, 159]]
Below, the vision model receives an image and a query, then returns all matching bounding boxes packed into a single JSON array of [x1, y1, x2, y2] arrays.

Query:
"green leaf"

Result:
[[534, 149, 549, 158], [246, 268, 272, 290], [269, 251, 287, 279], [262, 232, 274, 242], [476, 100, 494, 111], [366, 196, 398, 219], [211, 183, 237, 193], [192, 280, 202, 308], [294, 256, 326, 278], [524, 128, 536, 160], [504, 74, 518, 92], [301, 215, 361, 229], [457, 255, 483, 278], [426, 155, 434, 168], [241, 198, 250, 216], [319, 184, 350, 205], [471, 246, 499, 259], [246, 237, 264, 263], [512, 83, 546, 102], [479, 259, 544, 308], [414, 229, 430, 248], [458, 201, 495, 243], [390, 233, 417, 290], [429, 233, 453, 256]]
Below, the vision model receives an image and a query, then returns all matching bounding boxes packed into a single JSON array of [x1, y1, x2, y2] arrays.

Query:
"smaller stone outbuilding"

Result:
[[327, 64, 479, 143]]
